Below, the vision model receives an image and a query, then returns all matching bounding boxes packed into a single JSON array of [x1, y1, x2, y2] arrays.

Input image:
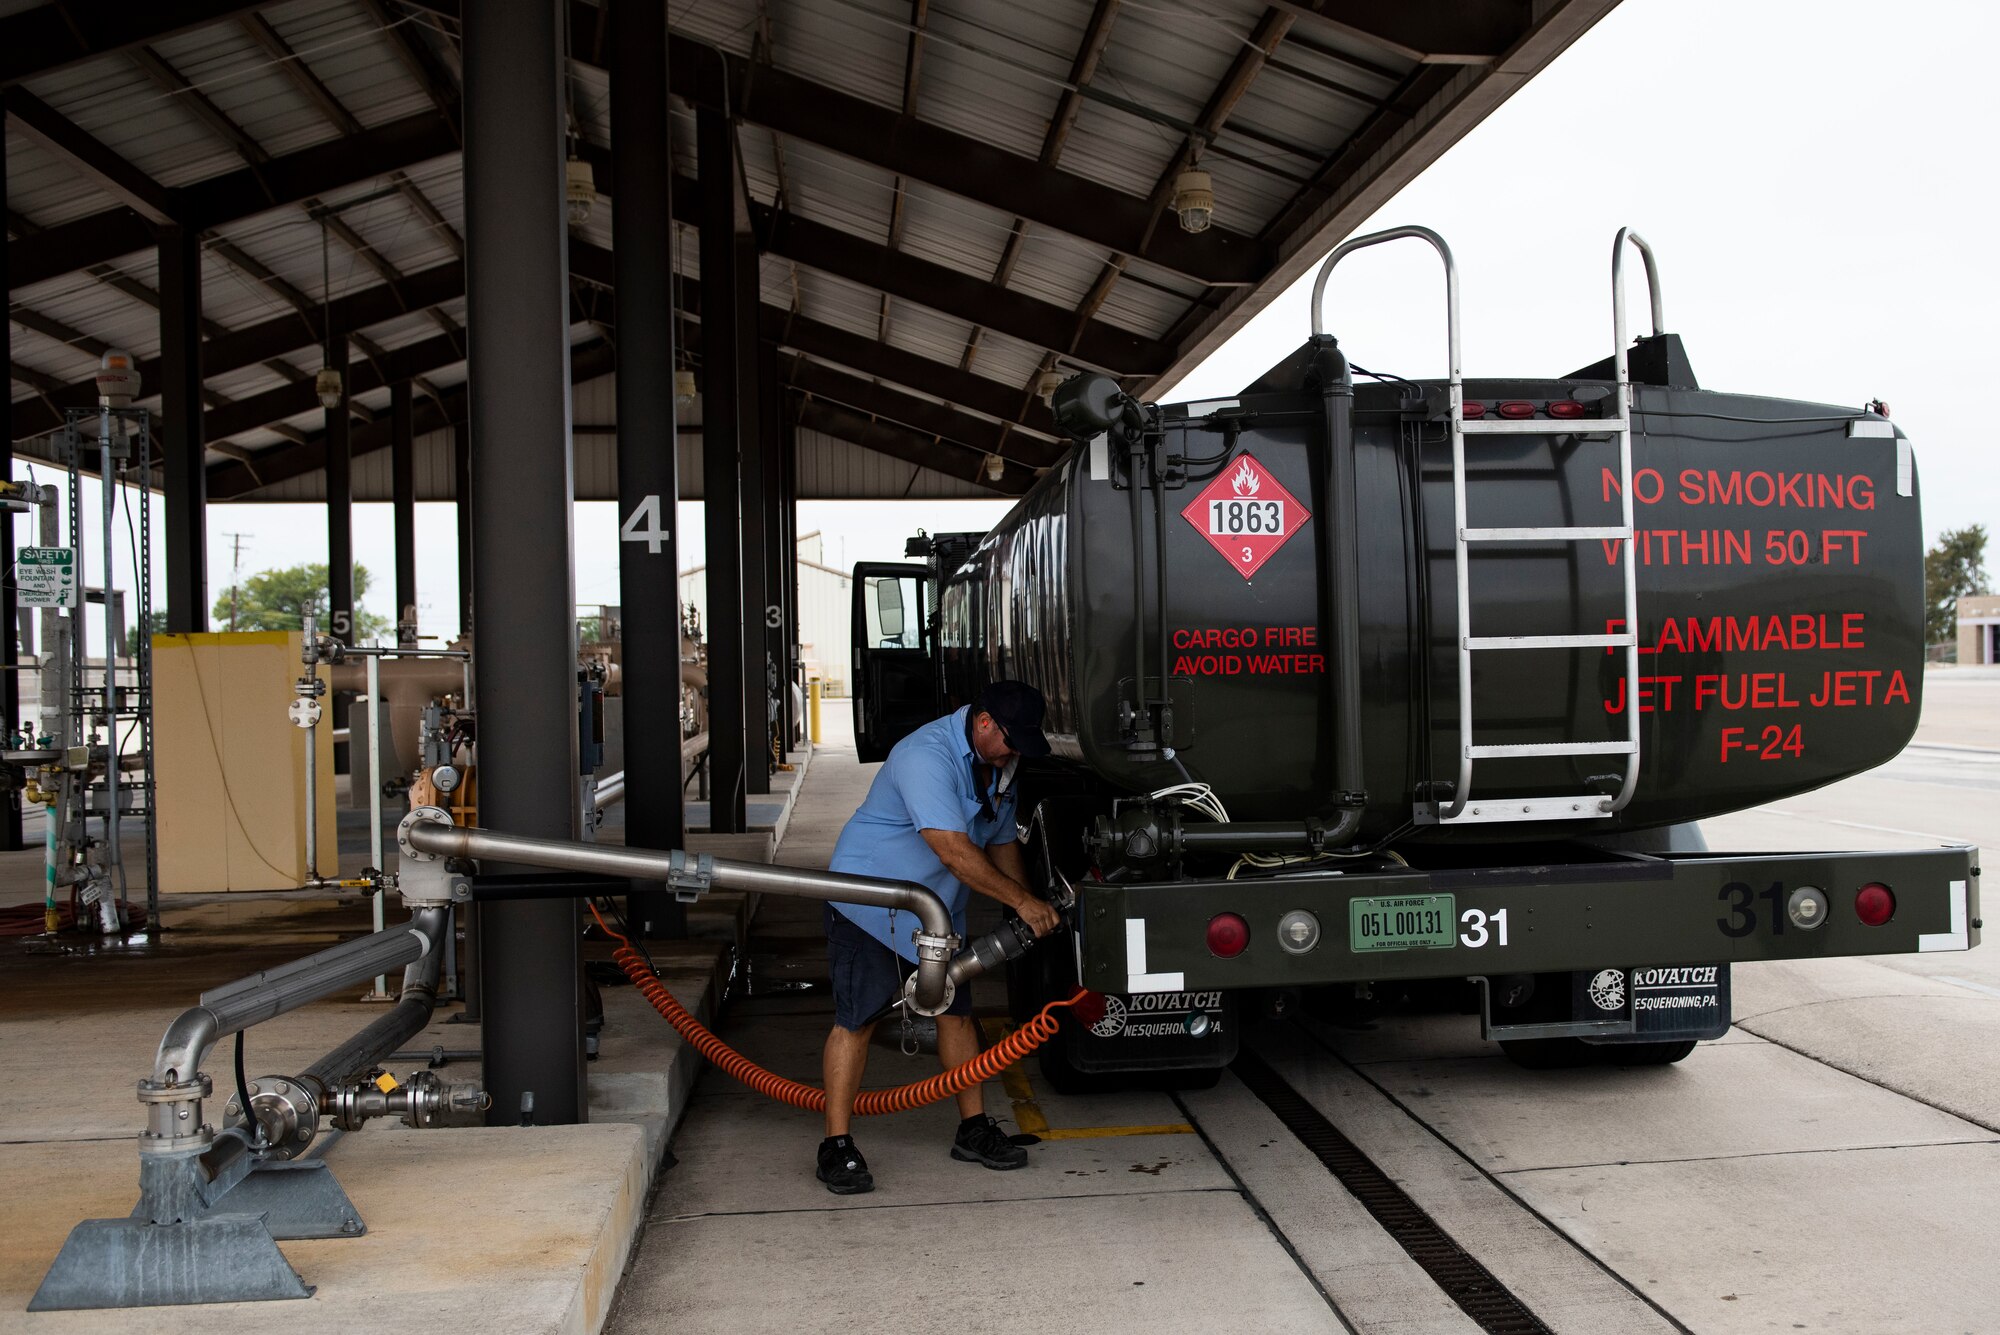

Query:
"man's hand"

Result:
[[989, 840, 1060, 938], [1013, 895, 1060, 939], [920, 828, 1061, 938]]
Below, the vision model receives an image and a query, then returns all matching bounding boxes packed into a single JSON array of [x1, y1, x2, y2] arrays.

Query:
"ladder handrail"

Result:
[[1611, 226, 1665, 371], [1604, 226, 1662, 817], [1310, 226, 1462, 395]]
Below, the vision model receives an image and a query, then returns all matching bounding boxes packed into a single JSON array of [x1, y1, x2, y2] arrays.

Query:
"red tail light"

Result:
[[1855, 883, 1896, 926], [1206, 913, 1250, 958], [1547, 400, 1586, 419], [1461, 401, 1487, 420], [1071, 991, 1109, 1027], [1497, 400, 1535, 419]]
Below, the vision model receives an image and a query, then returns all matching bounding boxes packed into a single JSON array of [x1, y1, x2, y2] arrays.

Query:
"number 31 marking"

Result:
[[1459, 908, 1509, 948]]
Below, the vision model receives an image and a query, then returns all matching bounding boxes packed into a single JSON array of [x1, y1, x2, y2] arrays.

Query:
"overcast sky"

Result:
[[35, 0, 1995, 648]]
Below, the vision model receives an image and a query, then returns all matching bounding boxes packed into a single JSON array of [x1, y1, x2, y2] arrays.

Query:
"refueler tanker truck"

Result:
[[849, 227, 1979, 1083]]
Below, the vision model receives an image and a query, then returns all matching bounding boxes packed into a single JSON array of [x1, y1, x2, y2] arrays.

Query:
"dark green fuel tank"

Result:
[[938, 343, 1923, 840]]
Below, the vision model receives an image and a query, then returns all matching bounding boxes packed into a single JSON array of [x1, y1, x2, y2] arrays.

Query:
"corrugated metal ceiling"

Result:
[[6, 0, 1606, 500]]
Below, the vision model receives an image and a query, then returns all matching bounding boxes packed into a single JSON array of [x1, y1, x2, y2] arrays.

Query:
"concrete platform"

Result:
[[0, 889, 726, 1332]]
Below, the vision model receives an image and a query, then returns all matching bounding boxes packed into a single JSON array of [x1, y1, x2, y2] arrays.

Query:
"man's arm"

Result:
[[920, 828, 1060, 937]]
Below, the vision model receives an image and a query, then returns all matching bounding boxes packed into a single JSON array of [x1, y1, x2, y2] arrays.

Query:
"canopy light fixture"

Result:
[[315, 366, 344, 410], [566, 155, 596, 227], [984, 453, 1006, 483], [1035, 369, 1065, 405], [95, 349, 140, 407], [1172, 169, 1214, 234], [674, 369, 696, 406]]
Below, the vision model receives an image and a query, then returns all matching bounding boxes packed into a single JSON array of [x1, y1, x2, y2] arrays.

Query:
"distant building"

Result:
[[680, 532, 854, 696], [1958, 595, 2000, 665]]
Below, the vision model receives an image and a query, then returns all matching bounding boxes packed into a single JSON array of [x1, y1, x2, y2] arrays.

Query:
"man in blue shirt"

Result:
[[816, 680, 1061, 1194]]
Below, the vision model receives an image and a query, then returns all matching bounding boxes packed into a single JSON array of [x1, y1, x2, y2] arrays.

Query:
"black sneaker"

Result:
[[951, 1114, 1028, 1171], [816, 1136, 874, 1195]]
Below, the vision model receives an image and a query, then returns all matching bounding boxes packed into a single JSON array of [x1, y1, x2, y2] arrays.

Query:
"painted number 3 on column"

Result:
[[621, 495, 668, 554]]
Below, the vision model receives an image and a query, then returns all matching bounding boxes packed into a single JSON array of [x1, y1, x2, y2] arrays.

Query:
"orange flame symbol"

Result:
[[1230, 459, 1260, 497]]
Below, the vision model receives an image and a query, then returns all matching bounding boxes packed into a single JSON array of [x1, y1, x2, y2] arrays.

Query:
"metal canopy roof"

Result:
[[5, 0, 1619, 502]]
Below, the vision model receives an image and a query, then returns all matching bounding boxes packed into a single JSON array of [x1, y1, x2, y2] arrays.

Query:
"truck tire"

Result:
[[1500, 1037, 1698, 1068], [1593, 1039, 1698, 1066]]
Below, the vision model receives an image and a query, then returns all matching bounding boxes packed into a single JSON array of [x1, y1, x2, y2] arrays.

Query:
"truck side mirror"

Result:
[[875, 578, 905, 643]]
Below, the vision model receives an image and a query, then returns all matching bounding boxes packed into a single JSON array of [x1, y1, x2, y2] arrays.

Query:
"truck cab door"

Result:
[[852, 562, 937, 762]]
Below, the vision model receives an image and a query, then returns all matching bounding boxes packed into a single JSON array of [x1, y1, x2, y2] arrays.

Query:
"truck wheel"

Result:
[[1501, 1037, 1698, 1068], [1593, 1039, 1697, 1066], [1035, 1039, 1122, 1096], [1498, 1038, 1596, 1069]]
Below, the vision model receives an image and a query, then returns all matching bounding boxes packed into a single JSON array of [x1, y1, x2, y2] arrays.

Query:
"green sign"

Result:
[[1349, 894, 1457, 953], [17, 547, 76, 608]]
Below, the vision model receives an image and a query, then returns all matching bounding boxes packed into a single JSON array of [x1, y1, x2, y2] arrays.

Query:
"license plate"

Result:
[[1349, 894, 1457, 952]]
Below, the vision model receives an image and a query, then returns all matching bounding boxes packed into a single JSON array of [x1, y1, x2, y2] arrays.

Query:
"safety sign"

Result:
[[16, 547, 76, 608]]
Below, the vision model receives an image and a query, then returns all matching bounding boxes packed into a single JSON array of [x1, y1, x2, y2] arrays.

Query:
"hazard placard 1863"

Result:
[[1180, 453, 1310, 580]]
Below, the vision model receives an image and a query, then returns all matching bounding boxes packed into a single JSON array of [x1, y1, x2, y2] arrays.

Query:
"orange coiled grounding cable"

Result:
[[590, 902, 1087, 1115]]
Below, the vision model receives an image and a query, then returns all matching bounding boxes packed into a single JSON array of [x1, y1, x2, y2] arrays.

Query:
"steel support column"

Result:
[[739, 298, 770, 797], [697, 104, 746, 834], [779, 401, 800, 757], [611, 0, 686, 937], [757, 337, 787, 762], [453, 418, 472, 638], [324, 324, 352, 771], [0, 136, 17, 850], [465, 0, 585, 1125], [391, 381, 416, 645], [158, 225, 207, 634]]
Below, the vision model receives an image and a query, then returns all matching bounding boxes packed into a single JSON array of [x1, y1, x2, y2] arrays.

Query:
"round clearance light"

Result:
[[1276, 909, 1321, 955], [1855, 882, 1896, 926], [1787, 885, 1829, 930], [1185, 1012, 1213, 1038], [1206, 912, 1250, 958]]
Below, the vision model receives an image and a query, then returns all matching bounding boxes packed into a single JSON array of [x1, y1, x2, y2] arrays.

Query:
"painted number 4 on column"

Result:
[[621, 494, 669, 554]]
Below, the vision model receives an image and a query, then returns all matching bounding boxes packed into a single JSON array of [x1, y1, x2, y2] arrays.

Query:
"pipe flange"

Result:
[[900, 971, 957, 1019], [398, 806, 453, 862], [137, 1074, 214, 1155], [223, 1074, 321, 1160]]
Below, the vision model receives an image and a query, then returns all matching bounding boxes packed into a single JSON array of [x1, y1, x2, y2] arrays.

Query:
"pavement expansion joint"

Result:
[[1731, 992, 1990, 1025], [1496, 1138, 2000, 1176], [1282, 1020, 1685, 1330], [651, 1184, 1242, 1224], [1730, 1024, 2000, 1135]]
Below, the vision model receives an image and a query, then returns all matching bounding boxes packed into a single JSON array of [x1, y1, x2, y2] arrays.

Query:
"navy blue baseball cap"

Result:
[[979, 680, 1050, 758]]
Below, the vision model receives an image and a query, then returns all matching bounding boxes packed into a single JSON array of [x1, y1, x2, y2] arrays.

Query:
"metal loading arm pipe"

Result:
[[154, 918, 440, 1084], [301, 905, 451, 1090], [402, 820, 959, 1010]]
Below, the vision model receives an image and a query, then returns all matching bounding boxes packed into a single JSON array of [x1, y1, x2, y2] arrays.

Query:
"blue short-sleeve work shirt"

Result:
[[829, 705, 1018, 961]]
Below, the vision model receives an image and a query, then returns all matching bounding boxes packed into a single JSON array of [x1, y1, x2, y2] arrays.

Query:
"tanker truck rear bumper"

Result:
[[1077, 845, 1978, 994]]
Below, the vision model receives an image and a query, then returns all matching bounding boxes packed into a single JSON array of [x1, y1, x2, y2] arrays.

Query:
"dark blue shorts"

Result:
[[825, 903, 971, 1031]]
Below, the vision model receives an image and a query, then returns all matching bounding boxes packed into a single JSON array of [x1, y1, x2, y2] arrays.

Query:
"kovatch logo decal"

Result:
[[1181, 452, 1310, 580]]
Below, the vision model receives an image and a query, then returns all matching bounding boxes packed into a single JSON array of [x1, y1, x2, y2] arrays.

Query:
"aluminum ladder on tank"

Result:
[[1309, 225, 1656, 825]]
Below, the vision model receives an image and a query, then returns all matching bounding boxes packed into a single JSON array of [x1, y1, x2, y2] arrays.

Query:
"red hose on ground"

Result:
[[590, 903, 1085, 1115]]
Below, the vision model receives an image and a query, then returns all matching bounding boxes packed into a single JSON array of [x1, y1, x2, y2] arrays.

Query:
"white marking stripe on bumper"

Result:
[[1919, 880, 1970, 952], [1123, 918, 1186, 992]]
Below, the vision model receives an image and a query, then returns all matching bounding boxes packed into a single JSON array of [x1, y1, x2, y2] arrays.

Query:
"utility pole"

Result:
[[224, 532, 246, 632]]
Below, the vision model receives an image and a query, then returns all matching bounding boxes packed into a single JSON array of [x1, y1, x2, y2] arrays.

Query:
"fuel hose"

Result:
[[588, 903, 1087, 1115]]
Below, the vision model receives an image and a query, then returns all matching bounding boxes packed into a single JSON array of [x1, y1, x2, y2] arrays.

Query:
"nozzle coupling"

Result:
[[326, 1070, 488, 1131]]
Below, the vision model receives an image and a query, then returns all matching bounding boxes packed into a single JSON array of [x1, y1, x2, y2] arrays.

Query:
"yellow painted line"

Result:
[[1036, 1123, 1194, 1140], [979, 1017, 1194, 1140]]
